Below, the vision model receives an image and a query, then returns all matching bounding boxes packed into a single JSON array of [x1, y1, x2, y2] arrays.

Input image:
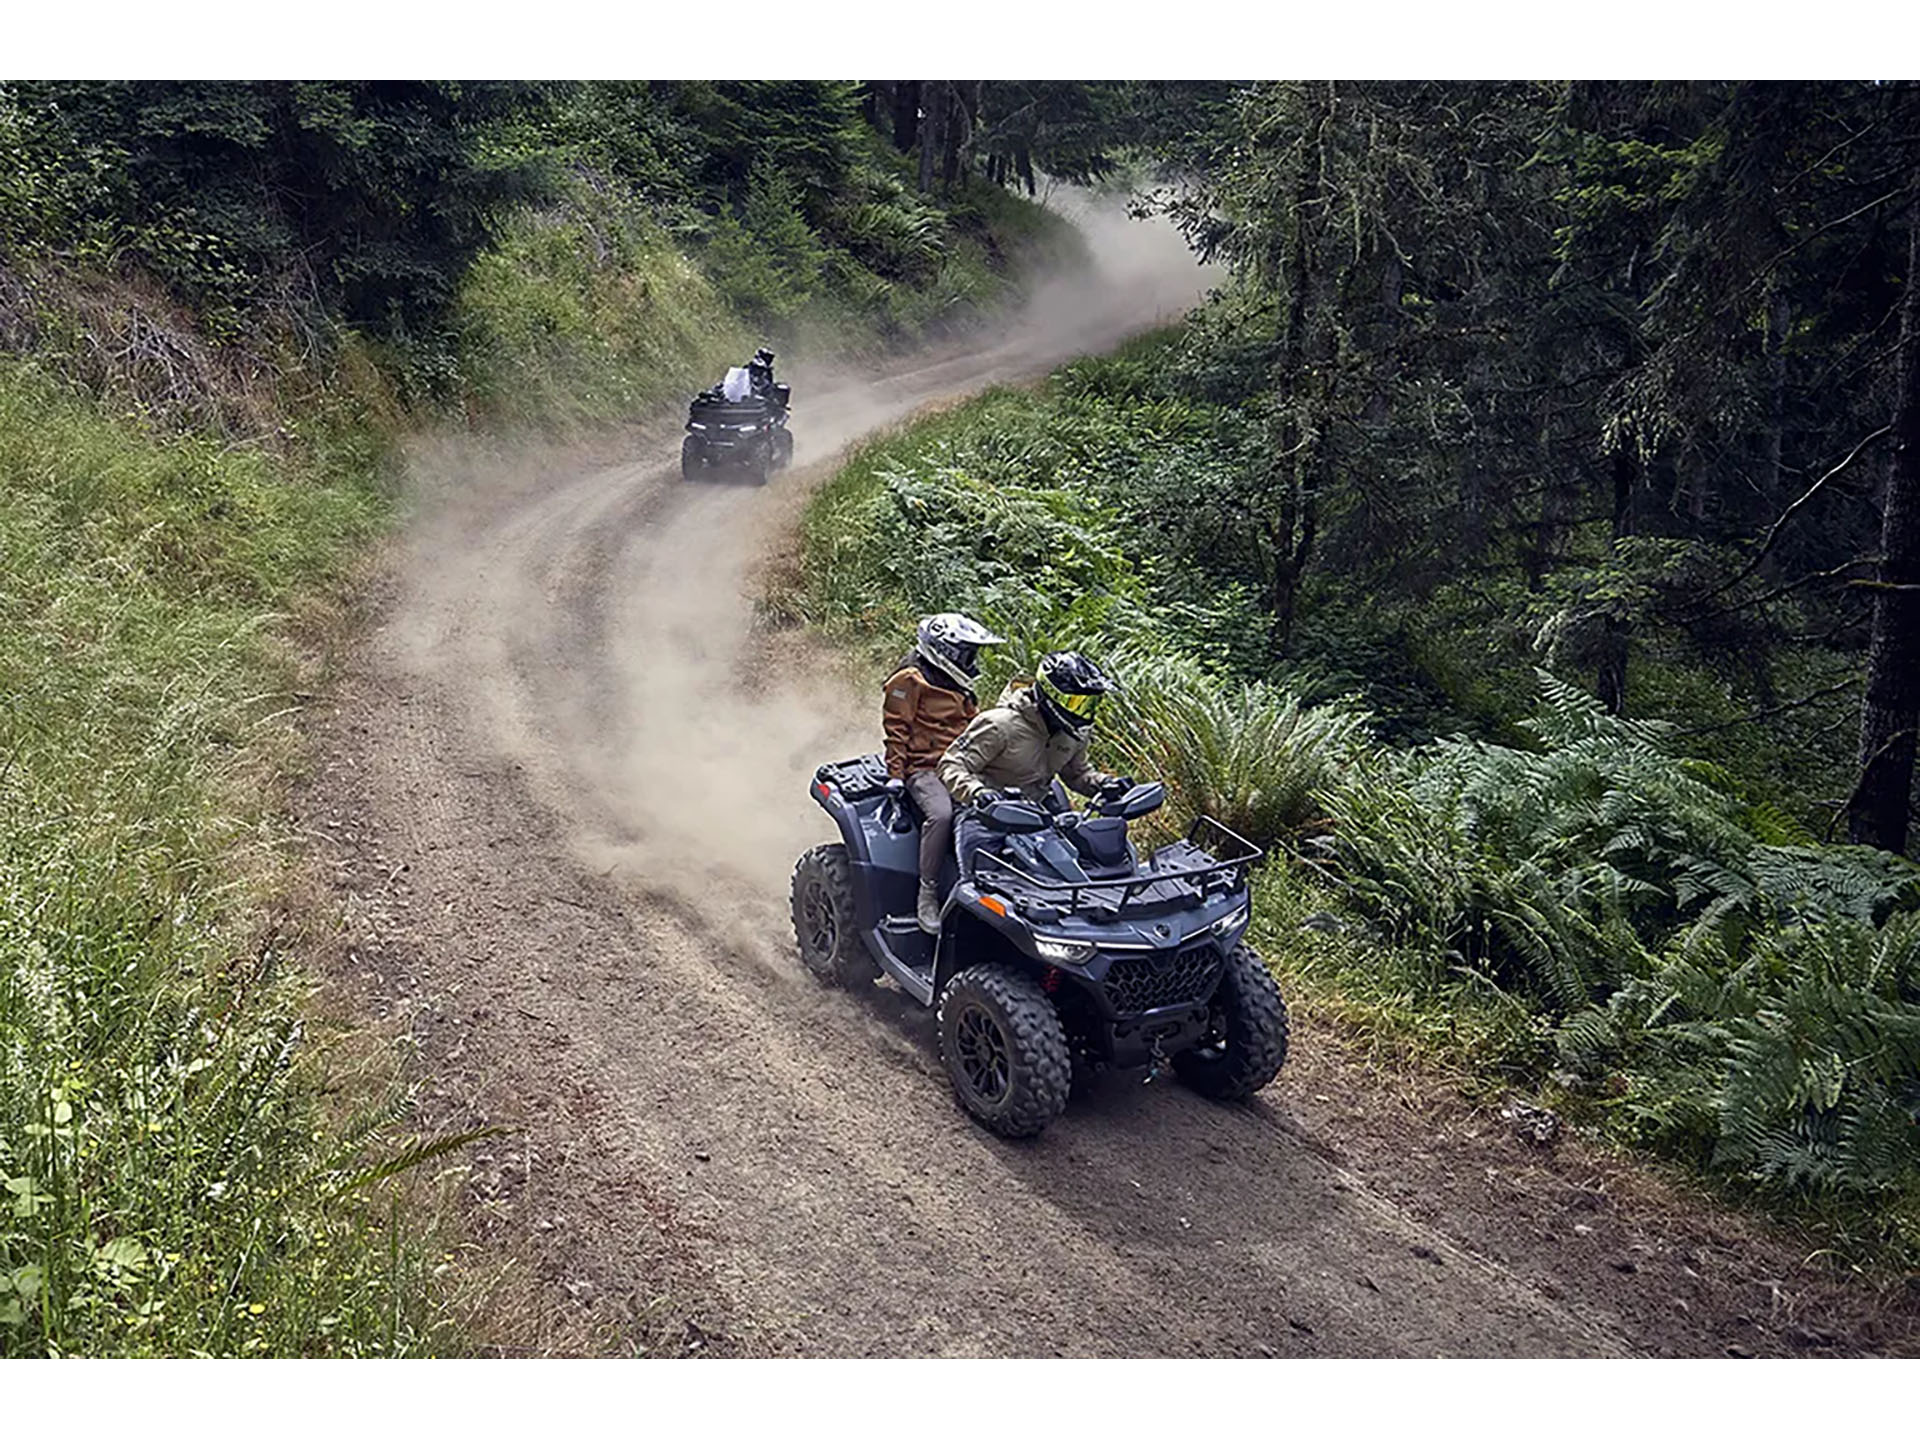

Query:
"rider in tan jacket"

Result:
[[939, 683, 1114, 805], [940, 652, 1130, 884]]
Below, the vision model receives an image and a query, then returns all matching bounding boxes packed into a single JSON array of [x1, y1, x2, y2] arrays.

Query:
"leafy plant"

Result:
[[1105, 647, 1371, 850]]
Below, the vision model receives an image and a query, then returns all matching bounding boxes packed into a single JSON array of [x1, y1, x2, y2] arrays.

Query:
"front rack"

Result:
[[972, 814, 1265, 914]]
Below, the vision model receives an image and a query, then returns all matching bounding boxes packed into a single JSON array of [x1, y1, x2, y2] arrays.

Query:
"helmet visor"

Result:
[[1047, 684, 1103, 722]]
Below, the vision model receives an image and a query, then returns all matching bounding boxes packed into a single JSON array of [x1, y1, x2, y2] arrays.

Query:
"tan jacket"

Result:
[[939, 682, 1114, 805], [881, 663, 978, 781]]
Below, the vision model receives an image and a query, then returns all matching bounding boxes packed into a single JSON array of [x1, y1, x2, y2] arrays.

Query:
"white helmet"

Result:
[[916, 613, 1003, 691]]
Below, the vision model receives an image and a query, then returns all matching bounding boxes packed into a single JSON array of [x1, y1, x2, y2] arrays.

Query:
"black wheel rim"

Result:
[[955, 1003, 1011, 1104], [801, 881, 836, 959], [1194, 1006, 1231, 1062]]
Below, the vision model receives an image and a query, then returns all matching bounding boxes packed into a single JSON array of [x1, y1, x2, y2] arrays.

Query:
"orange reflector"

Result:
[[978, 895, 1007, 917]]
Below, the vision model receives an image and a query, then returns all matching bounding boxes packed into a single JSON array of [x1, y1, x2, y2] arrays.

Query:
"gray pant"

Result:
[[906, 770, 955, 884]]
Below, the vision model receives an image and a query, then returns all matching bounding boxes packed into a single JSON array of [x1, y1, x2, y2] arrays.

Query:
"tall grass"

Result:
[[455, 193, 750, 429], [0, 358, 468, 1355]]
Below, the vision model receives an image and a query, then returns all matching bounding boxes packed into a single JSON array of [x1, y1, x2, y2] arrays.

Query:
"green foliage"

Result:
[[454, 194, 747, 426], [0, 358, 471, 1355], [1317, 671, 1920, 1010], [1, 81, 547, 343], [1561, 916, 1920, 1199], [1106, 648, 1372, 851], [2, 80, 1075, 415], [702, 163, 828, 327]]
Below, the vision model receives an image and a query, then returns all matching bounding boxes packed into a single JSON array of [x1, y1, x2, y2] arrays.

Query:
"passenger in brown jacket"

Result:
[[883, 613, 1003, 931]]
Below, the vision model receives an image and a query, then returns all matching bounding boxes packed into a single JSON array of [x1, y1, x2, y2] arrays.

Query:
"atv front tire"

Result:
[[937, 964, 1071, 1139], [681, 436, 704, 482], [1173, 941, 1290, 1102], [790, 844, 878, 987]]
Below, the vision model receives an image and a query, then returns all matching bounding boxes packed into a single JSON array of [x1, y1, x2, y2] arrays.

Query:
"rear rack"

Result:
[[974, 815, 1264, 914]]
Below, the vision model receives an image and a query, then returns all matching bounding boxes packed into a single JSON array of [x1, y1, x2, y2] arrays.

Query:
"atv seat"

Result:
[[1065, 816, 1137, 876], [815, 753, 923, 833]]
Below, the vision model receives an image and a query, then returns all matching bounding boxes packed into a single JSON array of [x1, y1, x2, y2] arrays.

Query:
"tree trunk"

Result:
[[892, 82, 920, 152], [939, 82, 978, 191], [1847, 199, 1920, 854], [1597, 448, 1636, 715], [1261, 83, 1332, 658], [1764, 291, 1791, 564], [916, 83, 946, 193], [1525, 397, 1566, 592]]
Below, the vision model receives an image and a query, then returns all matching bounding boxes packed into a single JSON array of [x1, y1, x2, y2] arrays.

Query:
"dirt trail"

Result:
[[304, 198, 1918, 1357]]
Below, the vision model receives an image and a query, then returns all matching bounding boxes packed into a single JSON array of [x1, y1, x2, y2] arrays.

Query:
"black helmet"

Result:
[[916, 612, 1003, 692], [1034, 651, 1114, 734], [753, 347, 775, 365]]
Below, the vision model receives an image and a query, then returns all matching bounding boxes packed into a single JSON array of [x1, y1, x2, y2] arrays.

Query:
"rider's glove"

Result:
[[1099, 775, 1136, 801]]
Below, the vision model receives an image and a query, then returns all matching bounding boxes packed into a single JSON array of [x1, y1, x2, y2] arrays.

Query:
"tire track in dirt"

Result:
[[305, 200, 1912, 1356]]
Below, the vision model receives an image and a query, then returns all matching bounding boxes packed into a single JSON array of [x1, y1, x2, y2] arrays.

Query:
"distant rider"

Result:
[[882, 614, 1004, 932], [939, 650, 1133, 883], [747, 346, 777, 403]]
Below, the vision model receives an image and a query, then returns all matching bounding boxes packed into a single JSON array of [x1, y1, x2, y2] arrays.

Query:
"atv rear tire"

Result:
[[790, 844, 877, 987], [937, 964, 1071, 1139], [681, 436, 703, 482], [1173, 941, 1289, 1102]]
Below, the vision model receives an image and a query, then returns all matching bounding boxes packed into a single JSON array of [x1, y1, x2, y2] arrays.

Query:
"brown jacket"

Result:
[[939, 682, 1114, 805], [881, 662, 978, 780]]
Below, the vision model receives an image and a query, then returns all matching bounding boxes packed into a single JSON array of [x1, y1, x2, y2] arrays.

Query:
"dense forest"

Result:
[[795, 81, 1920, 1249]]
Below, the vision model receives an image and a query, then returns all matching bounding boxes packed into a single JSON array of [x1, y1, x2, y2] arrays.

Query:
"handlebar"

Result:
[[972, 813, 1264, 914]]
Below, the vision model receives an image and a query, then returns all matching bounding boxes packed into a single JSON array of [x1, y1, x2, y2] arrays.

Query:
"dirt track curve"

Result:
[[302, 202, 1919, 1358]]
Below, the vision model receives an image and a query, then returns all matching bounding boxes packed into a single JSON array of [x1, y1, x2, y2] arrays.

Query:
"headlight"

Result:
[[1034, 936, 1095, 964], [1210, 903, 1249, 937], [689, 422, 707, 430], [734, 422, 759, 431]]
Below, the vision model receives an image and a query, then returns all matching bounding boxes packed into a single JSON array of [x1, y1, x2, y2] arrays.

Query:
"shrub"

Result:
[[1104, 647, 1371, 851]]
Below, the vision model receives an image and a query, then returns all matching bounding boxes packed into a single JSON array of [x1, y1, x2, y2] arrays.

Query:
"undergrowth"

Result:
[[788, 344, 1920, 1270], [0, 357, 496, 1354]]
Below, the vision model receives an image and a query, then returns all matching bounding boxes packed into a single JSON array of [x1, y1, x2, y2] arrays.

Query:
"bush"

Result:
[[1560, 915, 1920, 1199], [455, 188, 747, 426], [1105, 647, 1371, 851]]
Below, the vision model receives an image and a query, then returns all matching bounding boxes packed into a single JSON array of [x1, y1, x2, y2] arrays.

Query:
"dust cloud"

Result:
[[383, 190, 1217, 962]]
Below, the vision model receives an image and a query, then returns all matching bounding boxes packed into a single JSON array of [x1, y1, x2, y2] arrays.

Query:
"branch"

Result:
[[1671, 677, 1859, 738], [1694, 555, 1879, 620], [1700, 425, 1893, 604]]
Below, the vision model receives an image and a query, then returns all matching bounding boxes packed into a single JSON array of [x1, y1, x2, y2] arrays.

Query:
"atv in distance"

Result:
[[682, 382, 793, 485], [791, 755, 1289, 1138]]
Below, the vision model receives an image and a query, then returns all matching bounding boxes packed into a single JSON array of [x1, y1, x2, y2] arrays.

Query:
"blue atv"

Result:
[[791, 755, 1290, 1138]]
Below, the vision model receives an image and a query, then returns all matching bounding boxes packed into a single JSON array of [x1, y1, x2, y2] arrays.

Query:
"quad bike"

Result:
[[791, 755, 1290, 1138], [681, 383, 793, 485]]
